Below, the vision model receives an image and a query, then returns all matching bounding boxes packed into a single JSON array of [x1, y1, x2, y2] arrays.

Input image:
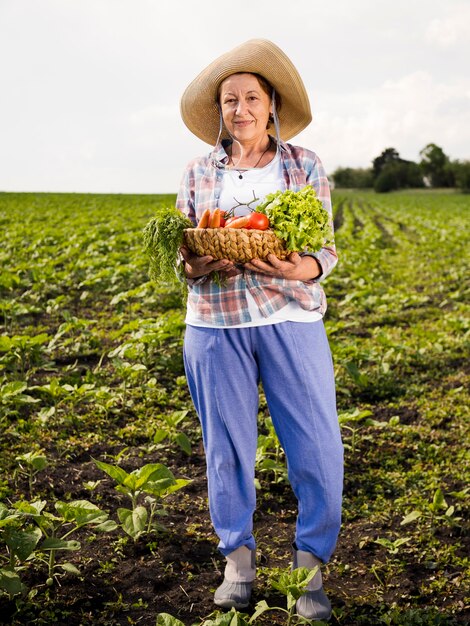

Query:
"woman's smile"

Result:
[[234, 120, 253, 127]]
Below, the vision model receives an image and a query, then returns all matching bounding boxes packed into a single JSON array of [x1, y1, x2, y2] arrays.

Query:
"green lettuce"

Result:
[[256, 185, 333, 253]]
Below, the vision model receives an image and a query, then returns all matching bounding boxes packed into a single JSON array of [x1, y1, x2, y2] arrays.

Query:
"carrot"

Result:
[[224, 215, 250, 229], [209, 208, 221, 228], [197, 209, 211, 228]]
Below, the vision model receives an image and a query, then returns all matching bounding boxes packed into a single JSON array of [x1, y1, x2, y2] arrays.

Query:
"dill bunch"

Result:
[[143, 206, 193, 285]]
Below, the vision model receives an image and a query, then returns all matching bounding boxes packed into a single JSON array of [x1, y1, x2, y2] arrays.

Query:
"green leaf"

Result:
[[153, 429, 168, 444], [270, 566, 316, 606], [4, 527, 42, 561], [249, 600, 270, 622], [430, 488, 447, 512], [169, 410, 189, 426], [16, 451, 48, 471], [58, 562, 81, 575], [1, 381, 27, 398], [117, 506, 148, 539], [0, 568, 24, 596], [400, 510, 422, 525], [0, 336, 13, 352], [54, 500, 108, 526], [13, 500, 47, 518], [94, 519, 118, 532], [93, 458, 129, 486], [175, 432, 192, 455], [148, 477, 190, 499], [128, 463, 175, 491], [201, 609, 249, 626], [156, 614, 185, 626], [0, 505, 22, 527], [39, 538, 81, 551]]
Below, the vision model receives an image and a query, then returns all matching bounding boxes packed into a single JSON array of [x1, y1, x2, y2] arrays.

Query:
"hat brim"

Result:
[[180, 39, 312, 145]]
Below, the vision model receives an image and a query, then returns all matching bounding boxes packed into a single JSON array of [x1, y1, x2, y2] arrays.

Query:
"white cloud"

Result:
[[0, 0, 469, 192], [297, 71, 470, 174], [425, 2, 470, 47]]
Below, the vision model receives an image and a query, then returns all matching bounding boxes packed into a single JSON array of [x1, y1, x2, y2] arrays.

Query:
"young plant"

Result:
[[0, 380, 40, 417], [162, 568, 320, 626], [16, 499, 117, 585], [15, 450, 48, 497], [0, 502, 33, 598], [157, 607, 250, 625], [0, 498, 116, 593], [373, 536, 412, 555], [400, 487, 461, 531], [255, 417, 288, 487], [338, 407, 385, 455], [258, 566, 319, 625], [153, 410, 192, 455], [93, 459, 190, 541], [0, 332, 50, 375]]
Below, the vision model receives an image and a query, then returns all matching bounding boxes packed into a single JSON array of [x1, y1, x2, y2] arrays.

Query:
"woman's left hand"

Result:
[[244, 252, 322, 281]]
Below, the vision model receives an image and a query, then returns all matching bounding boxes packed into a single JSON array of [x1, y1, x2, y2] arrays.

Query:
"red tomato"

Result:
[[248, 213, 270, 230], [219, 212, 227, 227]]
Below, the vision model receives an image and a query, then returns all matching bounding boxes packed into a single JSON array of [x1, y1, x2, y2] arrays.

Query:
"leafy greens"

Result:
[[256, 185, 333, 253], [143, 206, 192, 285]]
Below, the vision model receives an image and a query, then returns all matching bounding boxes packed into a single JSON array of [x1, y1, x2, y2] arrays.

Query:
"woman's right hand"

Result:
[[180, 246, 235, 279]]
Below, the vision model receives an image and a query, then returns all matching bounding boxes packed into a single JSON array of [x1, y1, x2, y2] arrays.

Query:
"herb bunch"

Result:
[[256, 185, 333, 252], [143, 206, 193, 285]]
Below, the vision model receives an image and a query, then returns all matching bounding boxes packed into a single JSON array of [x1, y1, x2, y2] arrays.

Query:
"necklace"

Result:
[[229, 138, 272, 179]]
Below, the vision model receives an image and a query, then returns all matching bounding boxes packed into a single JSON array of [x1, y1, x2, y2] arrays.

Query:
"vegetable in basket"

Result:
[[143, 185, 333, 285], [256, 184, 333, 253], [142, 206, 192, 285]]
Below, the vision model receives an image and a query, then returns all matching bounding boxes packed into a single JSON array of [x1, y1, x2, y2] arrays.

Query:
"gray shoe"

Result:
[[214, 546, 255, 610], [293, 547, 332, 621], [296, 587, 332, 621], [214, 579, 253, 609]]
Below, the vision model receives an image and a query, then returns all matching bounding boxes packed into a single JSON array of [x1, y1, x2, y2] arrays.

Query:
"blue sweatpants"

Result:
[[183, 320, 343, 563]]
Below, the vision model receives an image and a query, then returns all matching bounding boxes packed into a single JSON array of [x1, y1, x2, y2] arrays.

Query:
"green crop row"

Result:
[[0, 190, 468, 625]]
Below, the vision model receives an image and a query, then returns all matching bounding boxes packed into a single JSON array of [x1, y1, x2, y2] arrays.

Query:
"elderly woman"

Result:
[[177, 39, 343, 620]]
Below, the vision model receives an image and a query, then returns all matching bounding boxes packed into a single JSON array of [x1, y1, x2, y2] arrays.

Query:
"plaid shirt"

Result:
[[176, 138, 337, 326]]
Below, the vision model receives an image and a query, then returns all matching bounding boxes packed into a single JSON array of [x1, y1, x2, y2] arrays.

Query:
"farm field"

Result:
[[0, 189, 469, 626]]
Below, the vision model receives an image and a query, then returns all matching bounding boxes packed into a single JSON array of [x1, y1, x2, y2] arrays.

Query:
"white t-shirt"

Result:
[[185, 154, 322, 328]]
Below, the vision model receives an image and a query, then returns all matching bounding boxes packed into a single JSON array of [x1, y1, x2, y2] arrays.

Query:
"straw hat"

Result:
[[180, 39, 312, 145]]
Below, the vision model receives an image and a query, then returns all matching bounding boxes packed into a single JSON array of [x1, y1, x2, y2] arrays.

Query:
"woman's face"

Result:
[[219, 73, 271, 144]]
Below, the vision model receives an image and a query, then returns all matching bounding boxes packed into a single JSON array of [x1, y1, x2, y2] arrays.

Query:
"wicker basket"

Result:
[[183, 228, 288, 263]]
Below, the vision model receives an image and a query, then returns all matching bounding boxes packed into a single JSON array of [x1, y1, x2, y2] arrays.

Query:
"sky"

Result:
[[1, 0, 469, 194]]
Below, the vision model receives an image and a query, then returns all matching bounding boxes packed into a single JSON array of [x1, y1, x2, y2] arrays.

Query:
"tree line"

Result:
[[331, 143, 470, 193]]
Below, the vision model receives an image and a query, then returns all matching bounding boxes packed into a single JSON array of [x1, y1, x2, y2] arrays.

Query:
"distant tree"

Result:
[[451, 160, 470, 192], [374, 166, 399, 192], [374, 160, 424, 193], [372, 148, 424, 192], [372, 147, 401, 179], [419, 143, 454, 187], [331, 167, 374, 188]]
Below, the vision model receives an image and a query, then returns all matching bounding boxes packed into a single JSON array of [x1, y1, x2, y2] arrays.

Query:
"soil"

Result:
[[1, 438, 468, 626]]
